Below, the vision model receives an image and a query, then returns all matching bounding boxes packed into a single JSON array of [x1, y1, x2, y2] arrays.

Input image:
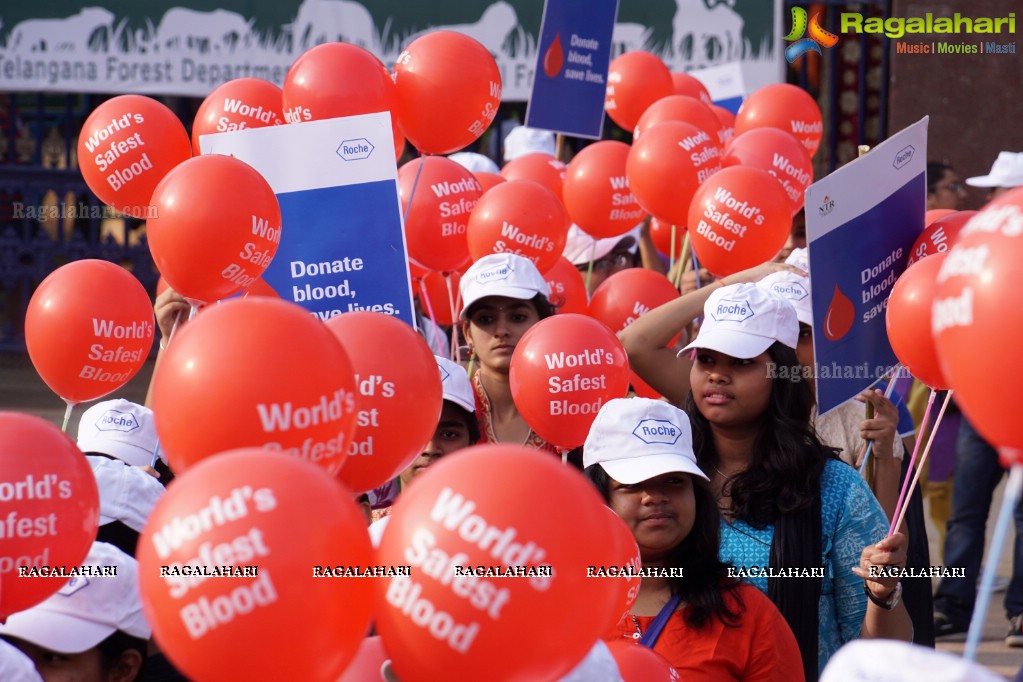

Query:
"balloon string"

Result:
[[584, 242, 597, 300], [188, 304, 199, 321], [61, 400, 76, 433], [676, 233, 692, 291], [890, 389, 953, 536], [965, 463, 1023, 661], [858, 367, 903, 474], [883, 385, 934, 523], [417, 278, 444, 357], [402, 155, 427, 228], [443, 273, 460, 362], [668, 224, 677, 277]]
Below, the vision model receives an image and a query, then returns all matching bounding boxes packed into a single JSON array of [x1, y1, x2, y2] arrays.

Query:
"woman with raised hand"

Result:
[[620, 281, 913, 680]]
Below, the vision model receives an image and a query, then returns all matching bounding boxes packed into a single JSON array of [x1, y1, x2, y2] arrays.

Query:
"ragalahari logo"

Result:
[[785, 7, 840, 62]]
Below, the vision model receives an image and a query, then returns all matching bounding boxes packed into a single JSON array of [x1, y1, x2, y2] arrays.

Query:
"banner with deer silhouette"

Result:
[[804, 117, 927, 415], [0, 1, 781, 100]]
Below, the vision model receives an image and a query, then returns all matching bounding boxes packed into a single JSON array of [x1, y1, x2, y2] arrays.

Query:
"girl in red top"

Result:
[[584, 397, 805, 681]]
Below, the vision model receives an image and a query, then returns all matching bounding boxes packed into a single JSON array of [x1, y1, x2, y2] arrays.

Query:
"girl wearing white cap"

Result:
[[459, 253, 560, 454], [369, 356, 480, 522], [583, 398, 804, 681], [619, 275, 913, 680]]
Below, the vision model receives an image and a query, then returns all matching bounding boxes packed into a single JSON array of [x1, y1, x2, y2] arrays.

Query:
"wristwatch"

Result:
[[864, 580, 902, 610]]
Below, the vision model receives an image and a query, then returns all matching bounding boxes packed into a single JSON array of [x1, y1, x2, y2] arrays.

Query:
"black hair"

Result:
[[583, 464, 744, 630], [927, 161, 954, 195], [463, 292, 556, 323], [448, 402, 481, 445], [96, 630, 147, 676], [686, 341, 836, 527]]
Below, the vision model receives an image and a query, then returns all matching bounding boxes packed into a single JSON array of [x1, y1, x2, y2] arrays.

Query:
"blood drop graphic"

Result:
[[823, 284, 855, 341], [544, 34, 565, 77]]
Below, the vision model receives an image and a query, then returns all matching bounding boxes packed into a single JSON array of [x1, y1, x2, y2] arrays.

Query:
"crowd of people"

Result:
[[4, 122, 1023, 681]]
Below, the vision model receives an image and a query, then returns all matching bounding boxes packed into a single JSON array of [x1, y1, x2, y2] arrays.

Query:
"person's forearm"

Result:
[[617, 282, 722, 405], [860, 598, 913, 641], [637, 230, 668, 275], [872, 457, 901, 525]]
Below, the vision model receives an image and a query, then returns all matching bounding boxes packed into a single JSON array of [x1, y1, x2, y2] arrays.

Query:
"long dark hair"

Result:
[[584, 464, 743, 629], [686, 342, 835, 527]]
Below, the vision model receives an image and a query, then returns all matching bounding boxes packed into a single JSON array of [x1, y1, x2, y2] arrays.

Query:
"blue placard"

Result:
[[198, 113, 414, 327], [525, 0, 619, 139], [805, 118, 928, 414]]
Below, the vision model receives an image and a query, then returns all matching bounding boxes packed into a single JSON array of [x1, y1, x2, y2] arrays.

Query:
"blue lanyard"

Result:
[[639, 594, 682, 648]]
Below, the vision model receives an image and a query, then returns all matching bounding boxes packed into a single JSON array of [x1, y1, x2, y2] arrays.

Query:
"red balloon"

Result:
[[671, 72, 712, 105], [722, 128, 814, 217], [500, 153, 567, 202], [711, 105, 737, 148], [475, 171, 507, 195], [510, 314, 631, 448], [338, 636, 391, 682], [374, 445, 615, 681], [394, 31, 502, 155], [400, 157, 481, 273], [417, 270, 463, 327], [688, 166, 792, 277], [626, 121, 722, 226], [242, 277, 281, 299], [544, 256, 589, 316], [634, 96, 723, 149], [326, 312, 443, 492], [147, 154, 281, 304], [650, 218, 687, 259], [282, 42, 402, 160], [606, 640, 680, 682], [192, 78, 283, 155], [605, 52, 673, 131], [137, 449, 373, 682], [886, 253, 949, 389], [0, 414, 99, 618], [466, 179, 569, 274], [933, 190, 1023, 449], [78, 95, 190, 218], [907, 210, 975, 267], [563, 141, 645, 239], [735, 83, 823, 157], [590, 269, 679, 333], [26, 260, 154, 404], [925, 208, 955, 227], [151, 297, 358, 475]]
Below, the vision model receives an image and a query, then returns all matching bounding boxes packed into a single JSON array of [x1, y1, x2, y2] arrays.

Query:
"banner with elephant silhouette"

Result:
[[0, 1, 781, 100]]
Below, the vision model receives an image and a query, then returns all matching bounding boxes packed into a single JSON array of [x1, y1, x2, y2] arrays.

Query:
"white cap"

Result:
[[504, 126, 556, 161], [758, 270, 812, 326], [0, 542, 151, 653], [0, 639, 43, 682], [583, 398, 708, 484], [88, 455, 165, 530], [435, 355, 475, 414], [785, 246, 809, 273], [77, 399, 163, 467], [965, 151, 1023, 188], [562, 225, 640, 266], [459, 253, 551, 319], [820, 640, 1004, 682], [448, 151, 500, 175], [682, 283, 799, 358]]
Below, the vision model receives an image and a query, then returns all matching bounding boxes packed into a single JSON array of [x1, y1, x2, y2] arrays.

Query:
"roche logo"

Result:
[[337, 138, 374, 161], [770, 281, 809, 301], [97, 409, 139, 433], [711, 299, 755, 323], [632, 419, 683, 445], [439, 364, 451, 383], [893, 145, 914, 170]]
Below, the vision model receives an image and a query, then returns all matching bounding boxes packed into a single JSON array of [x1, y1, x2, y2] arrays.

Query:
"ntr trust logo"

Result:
[[785, 7, 840, 62]]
